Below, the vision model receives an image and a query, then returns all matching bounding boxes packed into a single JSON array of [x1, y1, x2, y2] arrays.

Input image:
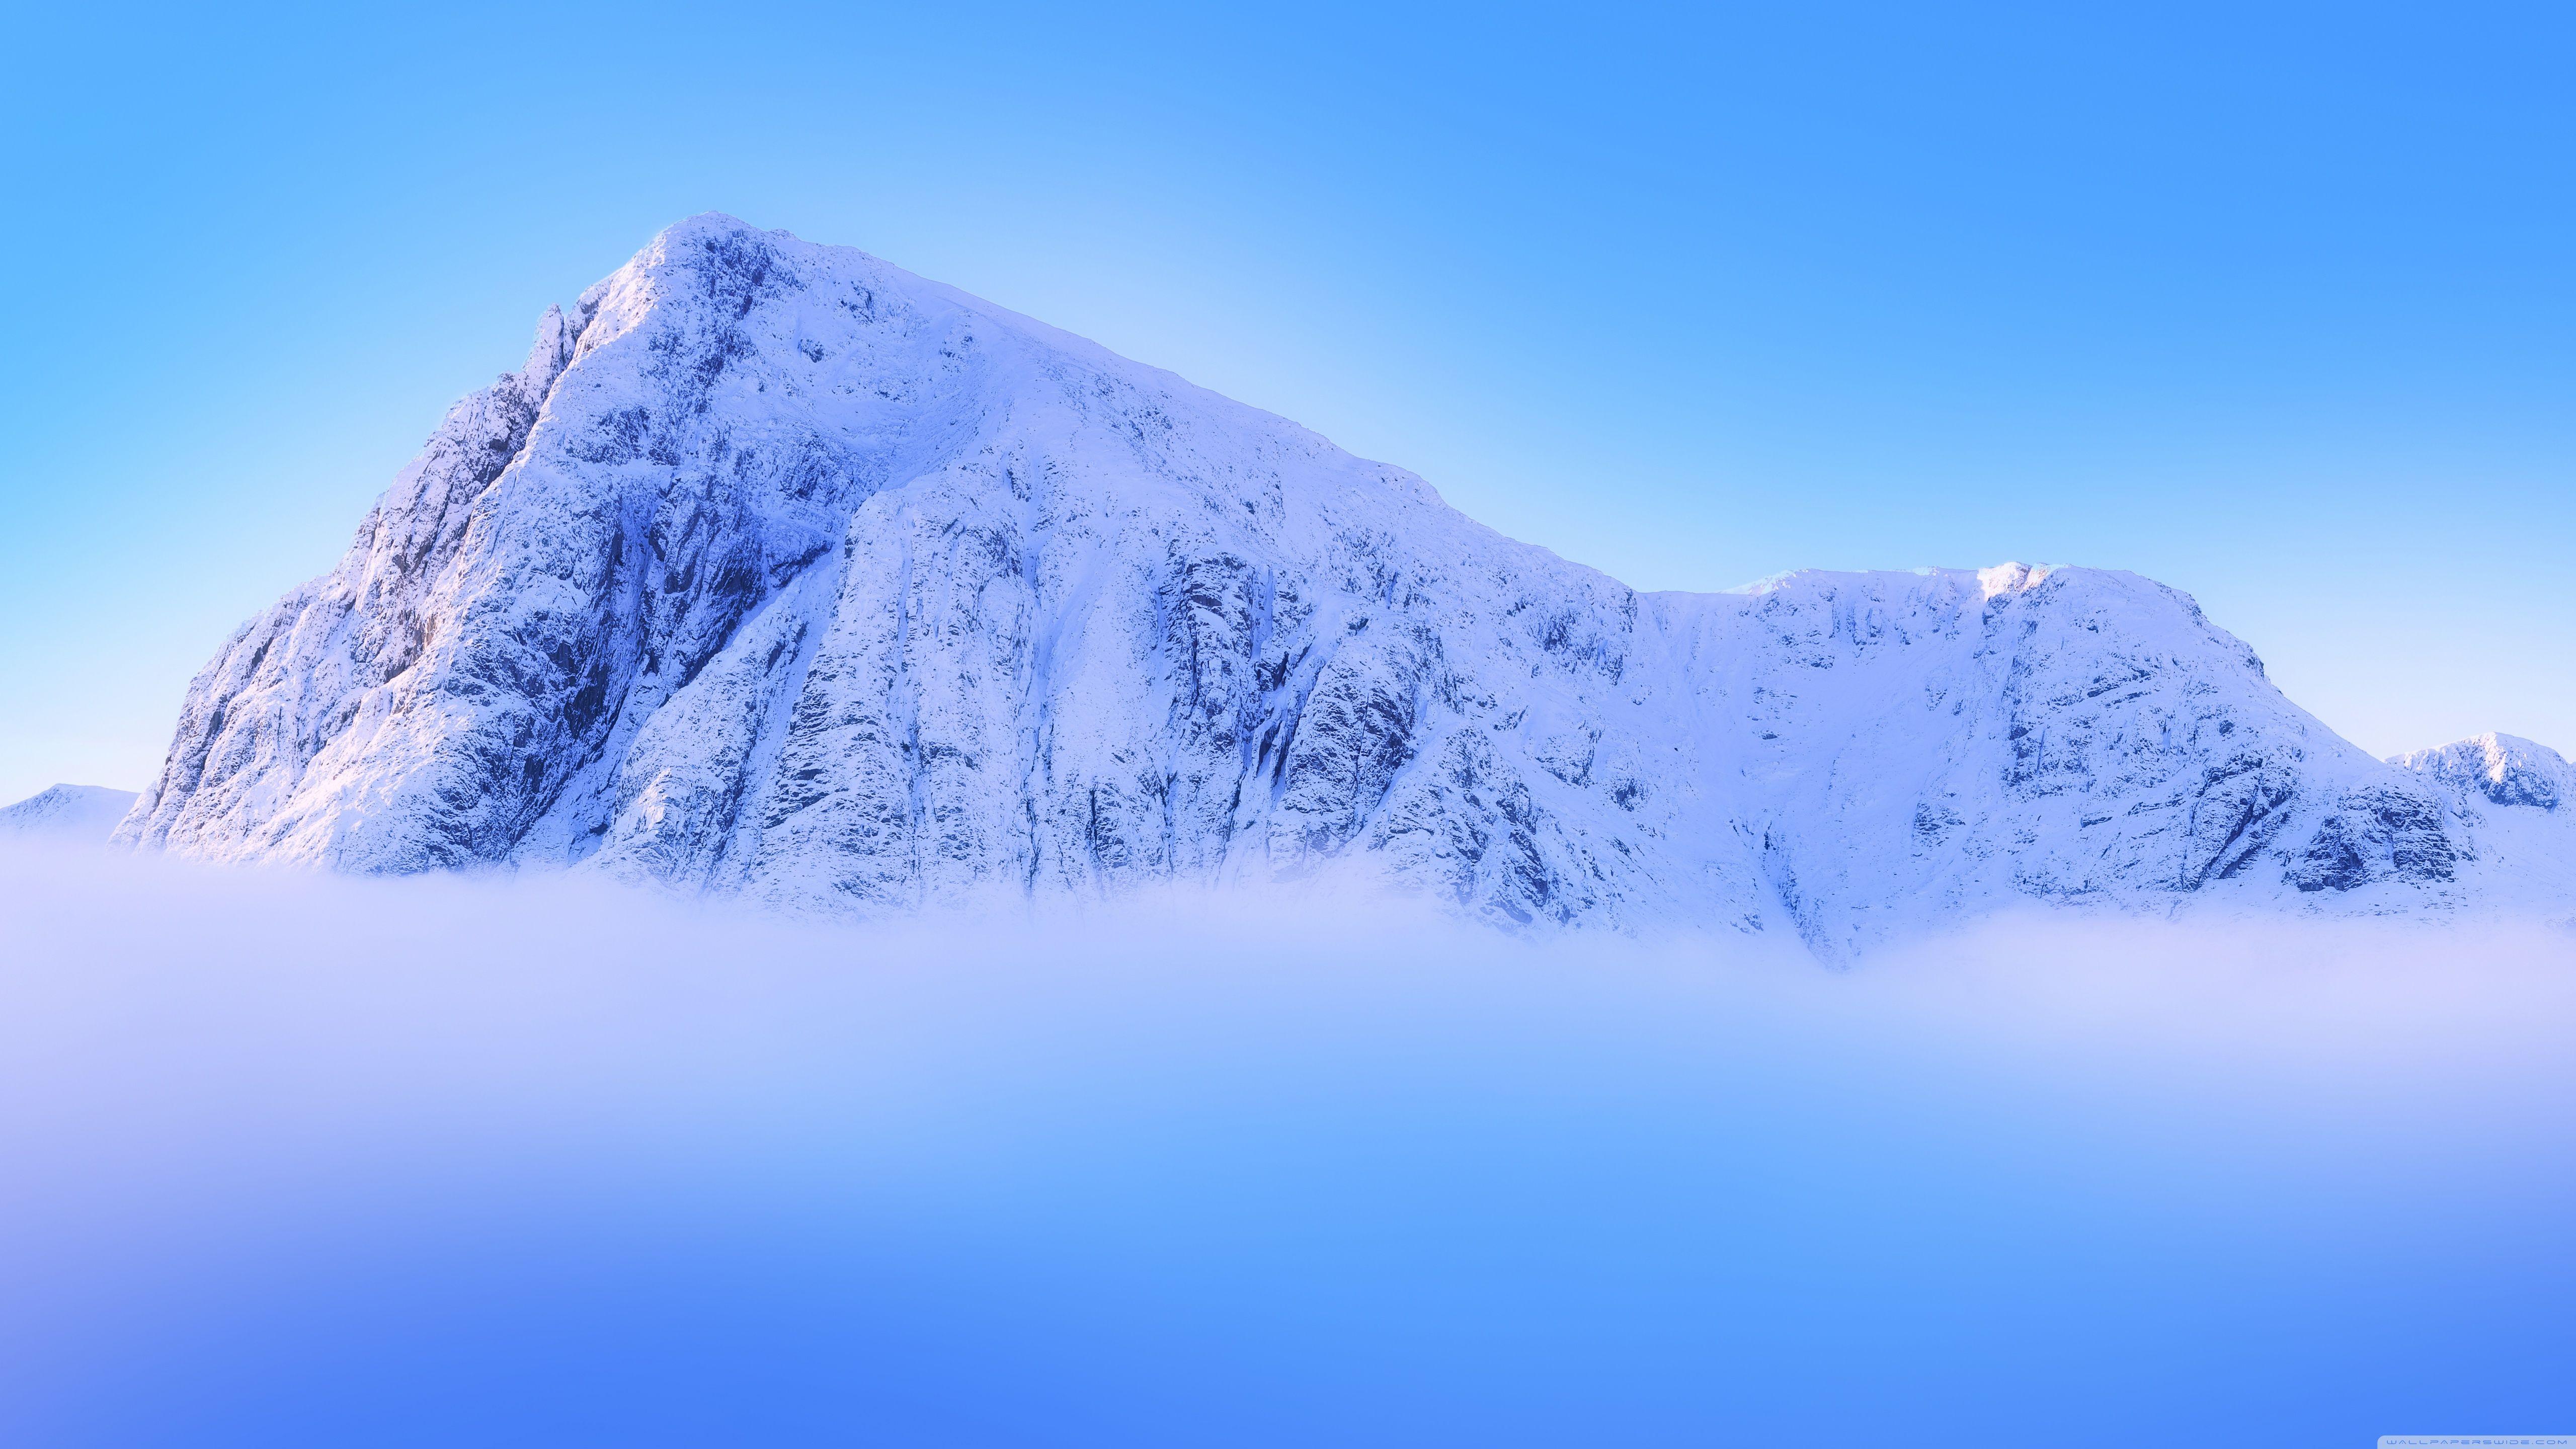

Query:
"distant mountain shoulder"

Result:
[[2385, 733, 2574, 914], [3, 785, 139, 844], [111, 214, 2576, 952], [2391, 733, 2572, 812]]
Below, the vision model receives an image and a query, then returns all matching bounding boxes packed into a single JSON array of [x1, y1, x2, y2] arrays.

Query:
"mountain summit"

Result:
[[116, 216, 2574, 951]]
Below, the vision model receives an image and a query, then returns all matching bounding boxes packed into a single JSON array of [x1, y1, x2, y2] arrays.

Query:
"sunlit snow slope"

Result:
[[2, 785, 138, 845], [116, 215, 2576, 951]]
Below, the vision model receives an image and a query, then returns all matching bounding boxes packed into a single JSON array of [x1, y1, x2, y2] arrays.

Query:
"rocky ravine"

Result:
[[115, 215, 2576, 953]]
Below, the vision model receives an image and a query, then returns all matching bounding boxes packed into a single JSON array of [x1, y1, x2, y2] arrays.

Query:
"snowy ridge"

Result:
[[116, 215, 2576, 951], [3, 785, 140, 845], [2387, 734, 2576, 919], [2392, 733, 2572, 813]]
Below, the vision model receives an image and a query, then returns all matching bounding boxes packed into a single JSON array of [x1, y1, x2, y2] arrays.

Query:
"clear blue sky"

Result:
[[2, 1, 2568, 803]]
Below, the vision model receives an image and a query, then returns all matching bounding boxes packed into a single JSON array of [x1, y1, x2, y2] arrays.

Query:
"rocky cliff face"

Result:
[[116, 215, 2575, 951]]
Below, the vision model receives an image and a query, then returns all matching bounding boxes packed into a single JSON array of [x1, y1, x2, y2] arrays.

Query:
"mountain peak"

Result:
[[109, 218, 2576, 949], [2, 784, 138, 844], [2392, 733, 2571, 811]]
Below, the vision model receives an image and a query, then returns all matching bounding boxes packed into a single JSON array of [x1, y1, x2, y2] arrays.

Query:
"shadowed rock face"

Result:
[[116, 216, 2576, 951], [2284, 787, 2457, 893]]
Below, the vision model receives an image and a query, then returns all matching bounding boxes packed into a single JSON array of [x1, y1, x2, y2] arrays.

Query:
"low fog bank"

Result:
[[1, 845, 2570, 1446]]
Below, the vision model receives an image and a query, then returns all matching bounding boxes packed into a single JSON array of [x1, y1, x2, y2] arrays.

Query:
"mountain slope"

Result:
[[116, 215, 2568, 950], [3, 785, 140, 845], [2388, 734, 2576, 917]]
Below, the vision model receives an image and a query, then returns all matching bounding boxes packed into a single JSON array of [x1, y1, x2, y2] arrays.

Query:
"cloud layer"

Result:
[[2, 847, 2570, 1446]]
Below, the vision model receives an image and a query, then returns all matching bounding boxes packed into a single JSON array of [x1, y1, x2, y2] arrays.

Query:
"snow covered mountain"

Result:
[[114, 215, 2576, 951], [4, 785, 140, 845], [2393, 732, 2573, 813], [2387, 734, 2576, 917]]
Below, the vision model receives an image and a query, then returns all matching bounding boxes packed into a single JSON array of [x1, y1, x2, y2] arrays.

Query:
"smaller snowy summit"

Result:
[[2391, 733, 2571, 813], [2386, 734, 2576, 914], [1, 785, 139, 845]]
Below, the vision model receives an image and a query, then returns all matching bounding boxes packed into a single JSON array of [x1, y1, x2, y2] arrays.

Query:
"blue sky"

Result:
[[2, 1, 2568, 802]]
